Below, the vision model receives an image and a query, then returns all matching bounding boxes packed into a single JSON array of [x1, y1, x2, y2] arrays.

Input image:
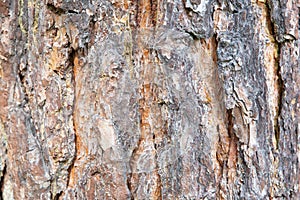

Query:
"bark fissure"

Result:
[[226, 109, 234, 148], [65, 46, 78, 191], [265, 1, 284, 149], [0, 163, 6, 200], [66, 125, 77, 188], [226, 109, 238, 173], [46, 3, 65, 15], [126, 172, 134, 200], [46, 3, 80, 15], [127, 137, 142, 197], [50, 188, 62, 200], [274, 43, 283, 149], [0, 119, 7, 200]]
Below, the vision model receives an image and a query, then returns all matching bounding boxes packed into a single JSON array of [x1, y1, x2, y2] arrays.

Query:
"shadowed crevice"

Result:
[[64, 46, 78, 193], [0, 163, 6, 200], [265, 1, 284, 149], [274, 43, 283, 149], [46, 3, 79, 15]]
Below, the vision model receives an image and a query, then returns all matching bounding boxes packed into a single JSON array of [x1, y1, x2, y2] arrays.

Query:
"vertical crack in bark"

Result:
[[127, 144, 137, 198], [0, 163, 6, 200], [273, 44, 283, 149], [226, 108, 238, 195], [265, 1, 284, 149], [64, 44, 87, 195], [126, 171, 134, 200], [50, 189, 62, 200], [226, 109, 234, 148], [65, 47, 77, 194], [128, 137, 142, 199], [256, 2, 285, 197], [0, 119, 7, 200]]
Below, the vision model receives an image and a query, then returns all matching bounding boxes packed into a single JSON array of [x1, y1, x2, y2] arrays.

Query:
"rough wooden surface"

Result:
[[0, 0, 299, 199]]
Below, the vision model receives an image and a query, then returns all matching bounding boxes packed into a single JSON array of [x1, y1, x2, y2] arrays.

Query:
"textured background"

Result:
[[0, 0, 299, 199]]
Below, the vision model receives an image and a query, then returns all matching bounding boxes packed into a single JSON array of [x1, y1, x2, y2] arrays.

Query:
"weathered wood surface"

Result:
[[0, 0, 299, 199]]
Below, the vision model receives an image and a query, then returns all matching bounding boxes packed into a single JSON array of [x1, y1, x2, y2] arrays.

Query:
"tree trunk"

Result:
[[0, 0, 299, 199]]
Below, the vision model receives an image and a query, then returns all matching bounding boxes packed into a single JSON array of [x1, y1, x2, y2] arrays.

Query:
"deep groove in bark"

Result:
[[46, 3, 80, 15], [54, 191, 62, 200], [46, 3, 66, 15], [274, 43, 283, 149], [265, 1, 284, 149], [226, 109, 234, 144], [0, 163, 6, 200], [65, 46, 78, 191], [66, 118, 77, 188], [127, 136, 142, 198], [126, 172, 134, 200]]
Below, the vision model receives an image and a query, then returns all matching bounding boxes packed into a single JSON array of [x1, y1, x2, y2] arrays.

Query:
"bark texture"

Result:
[[0, 0, 299, 199]]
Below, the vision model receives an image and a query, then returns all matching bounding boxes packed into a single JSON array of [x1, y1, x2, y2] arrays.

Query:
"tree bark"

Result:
[[0, 0, 299, 199]]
